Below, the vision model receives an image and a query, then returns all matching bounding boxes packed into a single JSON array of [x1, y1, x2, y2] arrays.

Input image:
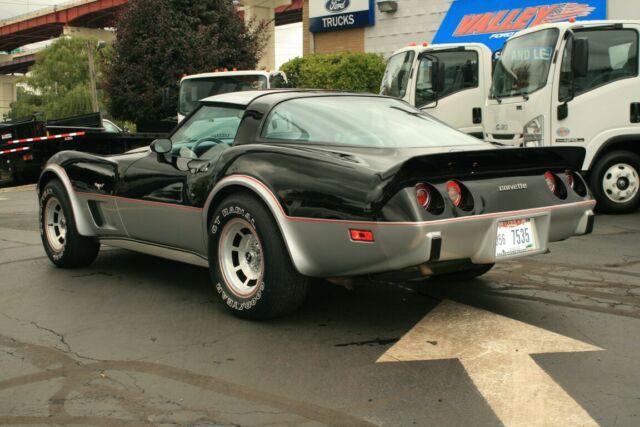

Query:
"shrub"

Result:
[[281, 52, 385, 94]]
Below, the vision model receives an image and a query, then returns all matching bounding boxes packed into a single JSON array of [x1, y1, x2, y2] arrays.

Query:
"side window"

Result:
[[269, 73, 287, 88], [262, 108, 308, 141], [380, 51, 415, 98], [415, 50, 479, 108], [560, 29, 638, 100], [170, 105, 244, 159]]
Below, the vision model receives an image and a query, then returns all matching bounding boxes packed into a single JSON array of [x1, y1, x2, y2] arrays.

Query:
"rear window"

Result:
[[261, 96, 478, 148]]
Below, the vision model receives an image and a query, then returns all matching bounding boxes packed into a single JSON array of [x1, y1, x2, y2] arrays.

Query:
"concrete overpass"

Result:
[[0, 0, 126, 53], [0, 0, 298, 119]]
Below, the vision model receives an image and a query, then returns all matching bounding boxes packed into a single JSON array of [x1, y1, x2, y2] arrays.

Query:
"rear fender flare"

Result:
[[202, 175, 315, 276]]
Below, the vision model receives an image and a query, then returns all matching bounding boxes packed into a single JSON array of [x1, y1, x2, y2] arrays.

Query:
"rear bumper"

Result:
[[283, 200, 596, 277]]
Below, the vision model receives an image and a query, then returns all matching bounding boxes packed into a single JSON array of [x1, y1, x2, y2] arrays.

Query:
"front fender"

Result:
[[38, 164, 96, 237], [582, 129, 640, 170]]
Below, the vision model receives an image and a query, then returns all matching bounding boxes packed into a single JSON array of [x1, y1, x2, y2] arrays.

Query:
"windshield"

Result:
[[490, 29, 559, 99], [380, 51, 415, 98], [171, 105, 243, 152], [179, 75, 267, 116], [262, 96, 480, 148]]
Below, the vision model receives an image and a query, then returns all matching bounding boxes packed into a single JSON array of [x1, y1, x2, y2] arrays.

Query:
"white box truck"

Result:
[[485, 20, 640, 213], [178, 70, 288, 122], [380, 43, 493, 138]]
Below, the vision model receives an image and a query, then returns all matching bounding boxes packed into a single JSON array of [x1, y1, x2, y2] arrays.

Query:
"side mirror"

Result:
[[557, 103, 569, 121], [431, 60, 445, 93], [150, 138, 172, 154], [572, 37, 589, 78]]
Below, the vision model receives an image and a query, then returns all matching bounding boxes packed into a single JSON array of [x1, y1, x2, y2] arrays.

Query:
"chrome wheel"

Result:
[[218, 218, 264, 297], [44, 196, 67, 253], [602, 163, 639, 203]]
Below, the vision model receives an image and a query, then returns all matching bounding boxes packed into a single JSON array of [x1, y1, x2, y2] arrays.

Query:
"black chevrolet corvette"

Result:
[[38, 90, 595, 318]]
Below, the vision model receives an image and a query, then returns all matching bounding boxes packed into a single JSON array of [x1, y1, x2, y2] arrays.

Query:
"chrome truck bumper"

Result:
[[282, 200, 596, 277]]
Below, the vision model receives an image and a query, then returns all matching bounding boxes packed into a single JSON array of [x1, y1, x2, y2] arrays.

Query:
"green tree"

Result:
[[281, 52, 386, 93], [8, 37, 106, 121], [105, 0, 267, 123]]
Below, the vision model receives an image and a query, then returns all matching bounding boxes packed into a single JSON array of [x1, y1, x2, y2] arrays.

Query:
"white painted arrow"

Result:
[[378, 300, 603, 427]]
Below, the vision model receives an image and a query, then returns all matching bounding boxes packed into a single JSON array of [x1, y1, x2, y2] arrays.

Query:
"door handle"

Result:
[[472, 107, 482, 124], [631, 103, 640, 123]]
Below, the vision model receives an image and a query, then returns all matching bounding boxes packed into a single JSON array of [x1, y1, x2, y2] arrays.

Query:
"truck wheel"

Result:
[[589, 151, 640, 214], [209, 193, 309, 319], [40, 180, 100, 267]]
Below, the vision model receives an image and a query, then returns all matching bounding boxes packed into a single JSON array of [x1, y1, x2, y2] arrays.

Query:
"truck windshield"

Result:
[[380, 51, 415, 98], [179, 75, 267, 116], [490, 29, 559, 99]]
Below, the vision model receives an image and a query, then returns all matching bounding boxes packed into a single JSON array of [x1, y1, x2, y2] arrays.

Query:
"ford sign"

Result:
[[326, 0, 350, 13]]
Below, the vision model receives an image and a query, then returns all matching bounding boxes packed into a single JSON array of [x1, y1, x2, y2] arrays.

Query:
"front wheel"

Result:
[[39, 179, 100, 267], [589, 151, 640, 214], [209, 193, 309, 319]]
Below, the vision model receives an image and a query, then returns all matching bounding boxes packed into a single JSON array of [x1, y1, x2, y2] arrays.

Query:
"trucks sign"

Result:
[[433, 0, 606, 51], [309, 0, 375, 33]]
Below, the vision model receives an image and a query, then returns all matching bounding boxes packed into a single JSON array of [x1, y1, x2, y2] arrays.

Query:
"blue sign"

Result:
[[433, 0, 607, 51], [309, 0, 375, 33]]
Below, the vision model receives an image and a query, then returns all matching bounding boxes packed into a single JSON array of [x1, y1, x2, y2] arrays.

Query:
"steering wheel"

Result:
[[584, 72, 612, 89], [190, 137, 226, 156]]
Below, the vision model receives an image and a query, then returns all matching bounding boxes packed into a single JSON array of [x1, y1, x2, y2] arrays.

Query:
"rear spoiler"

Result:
[[386, 146, 586, 183]]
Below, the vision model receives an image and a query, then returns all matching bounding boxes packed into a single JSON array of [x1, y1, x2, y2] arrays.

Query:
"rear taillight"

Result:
[[544, 171, 567, 199], [415, 183, 444, 215], [565, 170, 587, 196], [446, 180, 474, 211], [22, 154, 33, 161], [446, 181, 462, 207], [544, 171, 556, 193], [415, 183, 431, 208]]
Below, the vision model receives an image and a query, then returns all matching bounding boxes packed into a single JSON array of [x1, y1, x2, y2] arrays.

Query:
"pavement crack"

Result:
[[334, 337, 399, 347], [0, 256, 48, 266], [0, 312, 103, 363], [0, 347, 25, 361]]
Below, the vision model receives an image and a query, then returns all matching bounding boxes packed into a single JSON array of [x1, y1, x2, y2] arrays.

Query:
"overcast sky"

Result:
[[0, 0, 70, 21]]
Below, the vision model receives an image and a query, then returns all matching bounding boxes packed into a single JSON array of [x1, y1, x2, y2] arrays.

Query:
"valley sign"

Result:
[[433, 0, 606, 51]]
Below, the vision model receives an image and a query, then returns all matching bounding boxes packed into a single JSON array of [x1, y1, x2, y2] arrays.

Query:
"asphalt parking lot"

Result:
[[0, 185, 638, 426]]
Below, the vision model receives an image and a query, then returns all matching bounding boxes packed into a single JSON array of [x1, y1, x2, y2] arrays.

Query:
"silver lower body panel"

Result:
[[281, 201, 595, 277]]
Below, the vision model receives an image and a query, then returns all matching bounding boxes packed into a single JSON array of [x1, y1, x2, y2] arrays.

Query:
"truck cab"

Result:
[[380, 43, 493, 138], [485, 20, 640, 213], [178, 70, 288, 122]]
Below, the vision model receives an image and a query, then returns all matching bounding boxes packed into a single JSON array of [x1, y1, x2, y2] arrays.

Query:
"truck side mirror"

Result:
[[572, 37, 589, 78], [557, 103, 569, 121], [431, 60, 445, 93]]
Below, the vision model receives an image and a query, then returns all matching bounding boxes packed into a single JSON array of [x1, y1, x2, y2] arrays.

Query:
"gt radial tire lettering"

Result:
[[215, 282, 265, 310], [213, 204, 262, 309]]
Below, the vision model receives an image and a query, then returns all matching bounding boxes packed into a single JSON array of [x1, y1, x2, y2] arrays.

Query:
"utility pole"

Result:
[[86, 41, 99, 113]]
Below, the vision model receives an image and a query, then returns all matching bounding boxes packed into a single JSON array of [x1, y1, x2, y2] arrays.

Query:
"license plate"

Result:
[[495, 218, 537, 258]]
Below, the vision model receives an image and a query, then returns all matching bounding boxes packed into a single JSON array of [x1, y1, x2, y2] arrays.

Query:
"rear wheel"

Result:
[[589, 151, 640, 214], [209, 193, 309, 319], [40, 179, 100, 267]]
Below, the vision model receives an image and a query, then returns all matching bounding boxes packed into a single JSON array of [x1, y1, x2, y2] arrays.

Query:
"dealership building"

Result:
[[302, 0, 640, 57]]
